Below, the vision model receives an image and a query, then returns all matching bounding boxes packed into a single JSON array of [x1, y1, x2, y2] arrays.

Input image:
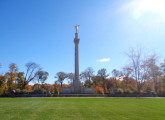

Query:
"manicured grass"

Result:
[[0, 98, 165, 120]]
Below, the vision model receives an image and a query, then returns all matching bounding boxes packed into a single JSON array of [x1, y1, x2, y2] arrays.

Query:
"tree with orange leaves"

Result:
[[5, 63, 18, 90], [95, 86, 104, 94]]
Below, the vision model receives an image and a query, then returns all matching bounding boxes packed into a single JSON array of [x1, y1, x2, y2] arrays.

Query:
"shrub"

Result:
[[8, 86, 13, 92], [146, 86, 152, 94], [15, 89, 21, 94], [54, 87, 59, 94], [95, 86, 104, 94], [16, 89, 21, 93], [22, 89, 28, 94], [33, 88, 46, 94], [0, 92, 10, 97], [157, 90, 164, 97], [124, 89, 132, 94], [132, 89, 138, 94], [115, 88, 124, 94], [151, 91, 157, 97], [41, 88, 47, 94]]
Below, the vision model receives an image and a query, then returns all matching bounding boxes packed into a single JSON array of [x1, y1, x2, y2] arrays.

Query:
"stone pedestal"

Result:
[[61, 85, 95, 94]]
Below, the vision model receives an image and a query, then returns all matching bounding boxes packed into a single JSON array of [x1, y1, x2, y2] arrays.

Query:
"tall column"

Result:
[[74, 32, 80, 81]]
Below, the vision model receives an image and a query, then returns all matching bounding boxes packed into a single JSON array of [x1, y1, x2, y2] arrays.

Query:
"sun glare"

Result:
[[128, 0, 165, 19], [138, 0, 165, 13]]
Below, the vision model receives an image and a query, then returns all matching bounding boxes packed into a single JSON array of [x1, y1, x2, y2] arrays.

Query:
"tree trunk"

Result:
[[137, 82, 141, 93], [61, 82, 62, 88], [103, 78, 106, 93]]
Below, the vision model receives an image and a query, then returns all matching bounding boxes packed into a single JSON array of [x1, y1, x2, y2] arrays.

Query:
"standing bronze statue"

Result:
[[75, 25, 80, 33]]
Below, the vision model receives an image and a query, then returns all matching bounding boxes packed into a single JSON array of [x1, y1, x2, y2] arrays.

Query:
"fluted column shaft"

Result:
[[74, 33, 80, 81]]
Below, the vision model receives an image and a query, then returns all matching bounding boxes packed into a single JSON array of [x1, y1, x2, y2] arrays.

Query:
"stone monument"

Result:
[[61, 25, 95, 94]]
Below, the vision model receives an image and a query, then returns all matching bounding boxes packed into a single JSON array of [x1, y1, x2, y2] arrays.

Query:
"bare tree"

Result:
[[23, 62, 41, 88], [126, 47, 143, 93], [81, 67, 95, 87], [81, 67, 94, 82], [111, 69, 121, 89], [122, 66, 133, 77], [122, 65, 133, 91]]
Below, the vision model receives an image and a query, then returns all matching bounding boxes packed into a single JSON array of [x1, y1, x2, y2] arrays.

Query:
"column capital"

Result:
[[74, 38, 80, 44]]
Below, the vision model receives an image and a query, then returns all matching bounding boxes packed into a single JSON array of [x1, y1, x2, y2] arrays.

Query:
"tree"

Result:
[[23, 62, 40, 88], [92, 76, 100, 87], [160, 60, 165, 83], [67, 73, 75, 84], [0, 75, 7, 95], [0, 75, 7, 88], [97, 68, 109, 92], [122, 66, 133, 77], [141, 55, 162, 93], [54, 81, 59, 94], [111, 69, 121, 89], [126, 47, 143, 93], [17, 72, 25, 90], [81, 67, 94, 87], [36, 70, 49, 85], [55, 72, 67, 88], [121, 66, 133, 92], [6, 63, 18, 89], [81, 67, 94, 81]]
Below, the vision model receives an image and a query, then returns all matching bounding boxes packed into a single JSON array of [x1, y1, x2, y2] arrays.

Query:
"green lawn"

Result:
[[0, 98, 165, 120]]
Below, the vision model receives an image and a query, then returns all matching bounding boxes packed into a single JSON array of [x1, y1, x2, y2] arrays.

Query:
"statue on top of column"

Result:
[[75, 25, 80, 33]]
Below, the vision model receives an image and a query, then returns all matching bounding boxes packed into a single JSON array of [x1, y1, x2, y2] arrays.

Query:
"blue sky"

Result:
[[0, 0, 165, 84]]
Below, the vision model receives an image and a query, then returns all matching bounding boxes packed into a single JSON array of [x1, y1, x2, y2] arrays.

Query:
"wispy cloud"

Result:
[[97, 58, 110, 62]]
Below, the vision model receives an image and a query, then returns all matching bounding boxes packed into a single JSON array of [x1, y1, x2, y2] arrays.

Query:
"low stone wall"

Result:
[[110, 93, 157, 97], [61, 88, 72, 94], [54, 94, 108, 97], [14, 94, 47, 97], [8, 93, 107, 97], [0, 93, 161, 97], [83, 88, 95, 94]]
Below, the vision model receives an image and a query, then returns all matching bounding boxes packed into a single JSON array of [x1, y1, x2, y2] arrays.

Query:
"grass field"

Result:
[[0, 98, 165, 120]]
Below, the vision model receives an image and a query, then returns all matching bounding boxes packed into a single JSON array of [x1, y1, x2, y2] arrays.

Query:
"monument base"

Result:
[[61, 82, 95, 94]]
